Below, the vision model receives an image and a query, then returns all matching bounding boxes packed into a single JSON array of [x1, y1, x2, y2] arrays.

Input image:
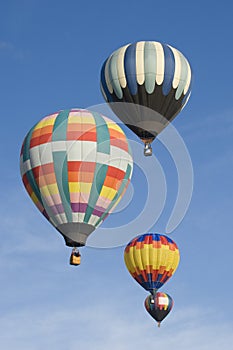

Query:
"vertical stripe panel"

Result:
[[53, 152, 72, 223], [100, 60, 113, 102], [153, 42, 164, 85], [168, 46, 182, 89], [162, 44, 175, 96], [83, 112, 110, 222], [84, 163, 108, 223], [22, 129, 44, 207], [183, 57, 192, 94], [144, 41, 157, 94], [124, 43, 138, 95], [22, 127, 34, 161], [93, 112, 110, 154], [109, 52, 123, 99], [136, 41, 145, 85], [105, 56, 113, 94], [52, 110, 70, 141], [52, 111, 72, 223], [117, 45, 130, 88], [175, 52, 189, 99], [95, 163, 132, 226]]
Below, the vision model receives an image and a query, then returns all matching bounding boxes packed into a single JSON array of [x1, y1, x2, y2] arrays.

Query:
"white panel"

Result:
[[169, 46, 182, 89], [117, 44, 130, 88], [72, 212, 85, 222], [29, 146, 41, 168], [136, 41, 145, 85], [66, 141, 97, 162], [158, 296, 169, 305], [153, 41, 164, 85], [88, 214, 102, 226], [184, 58, 192, 94], [51, 140, 67, 152], [39, 143, 53, 165], [54, 213, 68, 225], [21, 159, 31, 175], [96, 152, 110, 165]]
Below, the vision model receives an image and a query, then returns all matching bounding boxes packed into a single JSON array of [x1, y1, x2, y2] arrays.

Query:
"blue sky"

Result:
[[1, 0, 233, 349]]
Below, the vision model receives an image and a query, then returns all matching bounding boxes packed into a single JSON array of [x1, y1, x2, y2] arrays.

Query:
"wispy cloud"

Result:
[[0, 302, 231, 350]]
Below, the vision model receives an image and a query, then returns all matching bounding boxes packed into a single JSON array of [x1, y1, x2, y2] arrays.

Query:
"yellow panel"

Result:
[[105, 121, 124, 133], [124, 248, 136, 273], [31, 192, 39, 204], [33, 116, 57, 130], [69, 182, 92, 194], [69, 116, 95, 124], [134, 246, 144, 271], [40, 184, 59, 196], [99, 186, 117, 201]]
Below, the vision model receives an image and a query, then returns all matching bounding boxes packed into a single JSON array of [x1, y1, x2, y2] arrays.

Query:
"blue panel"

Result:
[[138, 234, 146, 242], [142, 280, 162, 291], [124, 43, 138, 95], [152, 233, 161, 241], [100, 59, 113, 102], [162, 44, 175, 96], [166, 236, 174, 243]]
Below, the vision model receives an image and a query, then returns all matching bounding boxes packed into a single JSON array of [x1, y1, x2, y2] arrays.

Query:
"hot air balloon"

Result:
[[20, 109, 133, 264], [145, 292, 174, 327], [124, 233, 180, 294], [100, 41, 192, 156]]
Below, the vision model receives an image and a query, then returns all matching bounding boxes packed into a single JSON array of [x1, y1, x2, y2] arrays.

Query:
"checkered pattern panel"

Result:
[[20, 109, 133, 229]]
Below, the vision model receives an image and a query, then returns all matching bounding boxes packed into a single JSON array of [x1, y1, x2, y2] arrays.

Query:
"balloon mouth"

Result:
[[56, 223, 95, 247], [62, 235, 85, 247]]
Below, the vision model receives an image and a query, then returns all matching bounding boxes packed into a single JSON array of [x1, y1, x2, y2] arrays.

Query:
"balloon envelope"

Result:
[[20, 109, 133, 246], [124, 233, 180, 293], [100, 41, 192, 144], [145, 292, 174, 326]]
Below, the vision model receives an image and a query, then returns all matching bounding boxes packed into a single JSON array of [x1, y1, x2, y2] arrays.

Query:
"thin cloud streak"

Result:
[[0, 302, 232, 350]]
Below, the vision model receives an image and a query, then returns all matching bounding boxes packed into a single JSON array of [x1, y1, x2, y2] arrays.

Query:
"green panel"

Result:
[[144, 41, 156, 94], [95, 163, 132, 226], [53, 151, 73, 222], [92, 112, 110, 154], [22, 126, 35, 161], [52, 110, 70, 141], [109, 52, 123, 99], [84, 163, 109, 223]]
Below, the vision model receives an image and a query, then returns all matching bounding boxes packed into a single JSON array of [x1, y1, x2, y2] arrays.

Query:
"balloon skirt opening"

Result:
[[57, 223, 95, 247]]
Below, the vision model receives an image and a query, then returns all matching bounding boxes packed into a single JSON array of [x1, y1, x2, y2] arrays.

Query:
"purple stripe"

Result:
[[71, 203, 106, 217], [50, 204, 64, 215], [71, 202, 87, 213], [92, 207, 105, 217]]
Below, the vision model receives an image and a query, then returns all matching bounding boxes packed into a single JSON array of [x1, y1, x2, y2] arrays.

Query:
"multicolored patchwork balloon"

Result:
[[124, 233, 180, 294], [20, 109, 133, 247], [100, 41, 192, 155], [145, 292, 174, 327]]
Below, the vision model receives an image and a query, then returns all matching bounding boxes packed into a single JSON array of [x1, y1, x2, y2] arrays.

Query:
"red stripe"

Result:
[[106, 166, 125, 180], [67, 161, 96, 172], [66, 131, 97, 141], [111, 138, 128, 152]]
